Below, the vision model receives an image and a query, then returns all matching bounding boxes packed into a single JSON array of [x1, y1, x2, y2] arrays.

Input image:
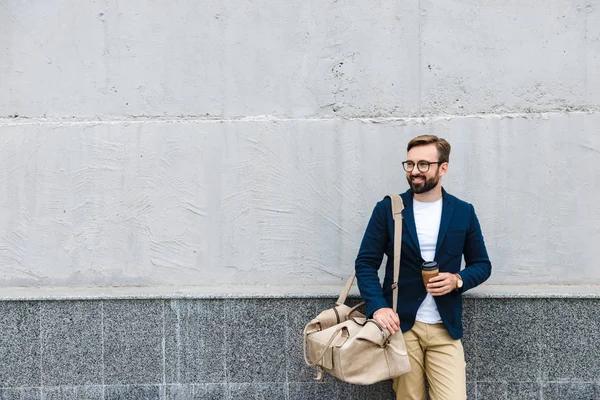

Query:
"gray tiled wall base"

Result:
[[0, 298, 599, 400], [0, 384, 392, 400]]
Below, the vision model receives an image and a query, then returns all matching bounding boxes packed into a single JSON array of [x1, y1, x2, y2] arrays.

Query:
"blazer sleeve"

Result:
[[355, 199, 391, 317], [458, 203, 492, 292]]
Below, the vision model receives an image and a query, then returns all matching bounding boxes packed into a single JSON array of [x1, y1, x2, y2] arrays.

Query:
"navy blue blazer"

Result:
[[355, 188, 492, 339]]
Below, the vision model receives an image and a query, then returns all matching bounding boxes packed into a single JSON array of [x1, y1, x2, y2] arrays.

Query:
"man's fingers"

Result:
[[386, 316, 399, 329], [373, 309, 400, 333], [427, 274, 445, 282], [381, 320, 399, 333], [425, 272, 458, 296], [430, 286, 448, 292], [427, 280, 446, 288], [427, 277, 454, 296], [428, 278, 451, 289], [378, 314, 397, 327], [387, 313, 400, 333], [376, 319, 397, 333], [430, 284, 452, 296]]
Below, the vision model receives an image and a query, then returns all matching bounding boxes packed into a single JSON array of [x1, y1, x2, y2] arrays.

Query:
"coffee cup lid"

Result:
[[421, 261, 438, 271]]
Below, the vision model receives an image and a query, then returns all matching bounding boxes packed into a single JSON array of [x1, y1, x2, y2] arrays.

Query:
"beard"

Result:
[[407, 171, 440, 194]]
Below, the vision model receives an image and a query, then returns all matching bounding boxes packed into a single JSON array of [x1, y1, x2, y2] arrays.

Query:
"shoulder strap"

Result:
[[338, 195, 404, 312], [387, 194, 404, 312]]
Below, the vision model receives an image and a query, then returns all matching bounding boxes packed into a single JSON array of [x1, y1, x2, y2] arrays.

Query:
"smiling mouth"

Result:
[[411, 177, 425, 183]]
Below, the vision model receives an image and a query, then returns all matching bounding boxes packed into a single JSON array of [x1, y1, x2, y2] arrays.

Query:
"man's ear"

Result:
[[439, 162, 449, 176]]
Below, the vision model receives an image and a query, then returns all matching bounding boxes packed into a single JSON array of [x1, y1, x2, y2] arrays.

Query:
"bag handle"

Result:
[[388, 194, 404, 313], [303, 325, 348, 367], [337, 194, 404, 312]]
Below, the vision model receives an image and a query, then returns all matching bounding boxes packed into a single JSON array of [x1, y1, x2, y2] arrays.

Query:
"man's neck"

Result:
[[413, 186, 443, 203]]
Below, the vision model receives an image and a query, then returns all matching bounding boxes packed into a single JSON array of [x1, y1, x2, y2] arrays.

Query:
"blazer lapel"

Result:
[[400, 190, 420, 250], [435, 188, 455, 253]]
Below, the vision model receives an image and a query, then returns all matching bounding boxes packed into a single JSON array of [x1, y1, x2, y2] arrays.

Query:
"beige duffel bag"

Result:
[[303, 194, 411, 385]]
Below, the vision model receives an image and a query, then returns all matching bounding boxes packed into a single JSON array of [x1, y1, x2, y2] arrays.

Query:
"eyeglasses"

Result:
[[402, 160, 441, 173]]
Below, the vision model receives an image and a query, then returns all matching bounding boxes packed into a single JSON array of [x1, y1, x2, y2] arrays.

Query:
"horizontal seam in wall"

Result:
[[0, 381, 597, 390], [1, 110, 600, 125], [468, 380, 600, 383], [1, 292, 599, 301]]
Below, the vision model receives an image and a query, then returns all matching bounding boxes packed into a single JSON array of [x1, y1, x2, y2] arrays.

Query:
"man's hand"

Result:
[[427, 272, 458, 296], [372, 307, 400, 334]]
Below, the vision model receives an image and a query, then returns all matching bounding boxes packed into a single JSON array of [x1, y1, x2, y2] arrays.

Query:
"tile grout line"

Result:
[[39, 302, 43, 397], [284, 300, 290, 400], [471, 380, 597, 384], [538, 298, 544, 400], [175, 300, 182, 384], [162, 300, 167, 400], [472, 298, 479, 400], [222, 299, 235, 400], [101, 301, 105, 399], [223, 300, 231, 400]]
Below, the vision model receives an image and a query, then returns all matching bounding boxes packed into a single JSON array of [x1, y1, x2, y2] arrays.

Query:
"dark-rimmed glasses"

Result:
[[402, 160, 441, 173]]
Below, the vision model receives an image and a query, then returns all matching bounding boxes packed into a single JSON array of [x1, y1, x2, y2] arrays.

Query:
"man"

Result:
[[355, 135, 491, 400]]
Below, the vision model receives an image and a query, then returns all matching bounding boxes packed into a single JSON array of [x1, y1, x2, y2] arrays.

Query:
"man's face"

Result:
[[405, 144, 447, 194]]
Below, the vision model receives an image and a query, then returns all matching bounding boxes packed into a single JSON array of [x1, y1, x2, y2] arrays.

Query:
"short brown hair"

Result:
[[407, 135, 451, 164]]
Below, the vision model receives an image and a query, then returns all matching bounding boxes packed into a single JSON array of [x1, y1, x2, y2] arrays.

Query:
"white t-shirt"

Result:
[[413, 197, 443, 324]]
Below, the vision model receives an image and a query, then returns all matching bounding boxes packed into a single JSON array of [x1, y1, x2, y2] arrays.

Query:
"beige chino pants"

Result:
[[393, 321, 467, 400]]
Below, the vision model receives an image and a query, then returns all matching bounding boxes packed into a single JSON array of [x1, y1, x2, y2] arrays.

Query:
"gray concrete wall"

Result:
[[1, 0, 600, 291]]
